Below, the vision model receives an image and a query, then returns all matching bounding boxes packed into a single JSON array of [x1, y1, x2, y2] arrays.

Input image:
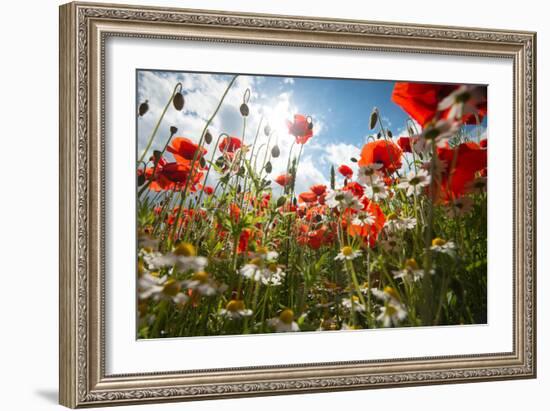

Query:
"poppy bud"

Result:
[[240, 103, 249, 117], [204, 130, 213, 144], [387, 130, 393, 138], [377, 131, 382, 139], [137, 173, 146, 186], [307, 116, 313, 130], [315, 214, 323, 223], [350, 157, 357, 163], [199, 157, 206, 168], [170, 126, 178, 135], [271, 145, 280, 158], [153, 150, 162, 162], [138, 100, 149, 116], [215, 156, 225, 168], [173, 92, 185, 111], [276, 196, 287, 207], [293, 197, 297, 206], [265, 161, 272, 174], [369, 108, 379, 129], [264, 124, 271, 136]]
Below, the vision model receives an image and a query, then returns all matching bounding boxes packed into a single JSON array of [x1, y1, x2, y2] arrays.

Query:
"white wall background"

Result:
[[0, 0, 546, 409]]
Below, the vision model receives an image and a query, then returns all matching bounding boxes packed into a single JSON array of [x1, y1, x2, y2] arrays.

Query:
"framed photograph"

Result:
[[59, 2, 537, 408]]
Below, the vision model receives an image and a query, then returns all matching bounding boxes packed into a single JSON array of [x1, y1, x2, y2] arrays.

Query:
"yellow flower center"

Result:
[[137, 260, 145, 276], [384, 286, 400, 301], [191, 271, 209, 283], [162, 279, 181, 297], [405, 258, 419, 270], [279, 309, 294, 324], [387, 212, 398, 221], [341, 246, 354, 257], [432, 237, 446, 247], [385, 304, 397, 316], [250, 257, 263, 267], [268, 263, 278, 273], [226, 299, 245, 312], [174, 242, 196, 257], [351, 295, 360, 303], [256, 246, 268, 254]]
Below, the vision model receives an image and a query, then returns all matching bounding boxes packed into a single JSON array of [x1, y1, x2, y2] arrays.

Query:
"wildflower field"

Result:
[[137, 72, 487, 338]]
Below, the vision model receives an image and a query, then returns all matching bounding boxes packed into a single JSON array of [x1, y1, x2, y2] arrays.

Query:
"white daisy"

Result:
[[325, 189, 362, 211], [335, 246, 362, 261], [364, 175, 388, 201], [371, 286, 401, 303], [380, 234, 400, 252], [149, 242, 208, 273], [384, 214, 417, 233], [342, 295, 366, 312], [438, 85, 486, 122], [138, 274, 188, 305], [357, 164, 383, 185], [392, 258, 425, 282], [268, 309, 300, 332], [397, 169, 431, 197], [430, 238, 456, 255], [181, 271, 222, 296], [239, 259, 286, 285], [218, 299, 253, 319], [376, 302, 408, 327], [413, 119, 460, 153], [351, 211, 375, 227]]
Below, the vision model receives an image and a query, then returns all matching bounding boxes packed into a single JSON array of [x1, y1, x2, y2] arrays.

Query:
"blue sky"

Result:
[[137, 70, 486, 195]]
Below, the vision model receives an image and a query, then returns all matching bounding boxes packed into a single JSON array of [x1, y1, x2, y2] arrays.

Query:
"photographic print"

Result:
[[136, 70, 488, 338]]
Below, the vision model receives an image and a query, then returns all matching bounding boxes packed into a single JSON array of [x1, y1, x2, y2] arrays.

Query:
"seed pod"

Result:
[[240, 103, 249, 117], [350, 157, 358, 163], [204, 130, 213, 144], [199, 156, 206, 168], [377, 131, 382, 139], [265, 161, 272, 174], [138, 100, 149, 116], [170, 126, 178, 135], [276, 196, 287, 208], [292, 197, 297, 206], [315, 214, 323, 223], [173, 92, 185, 111], [369, 108, 379, 129], [215, 156, 225, 168], [387, 130, 393, 138], [153, 150, 162, 162], [264, 124, 271, 136], [307, 116, 314, 130], [271, 145, 280, 158], [137, 173, 146, 186]]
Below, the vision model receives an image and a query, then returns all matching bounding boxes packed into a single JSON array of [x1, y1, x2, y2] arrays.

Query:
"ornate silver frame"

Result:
[[59, 2, 536, 408]]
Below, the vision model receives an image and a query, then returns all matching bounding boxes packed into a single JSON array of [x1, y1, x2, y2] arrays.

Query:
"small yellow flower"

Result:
[[279, 309, 294, 324], [191, 271, 209, 283], [405, 258, 419, 270], [431, 237, 447, 247], [384, 286, 400, 301], [226, 299, 245, 312], [341, 246, 354, 257], [162, 279, 181, 297], [174, 242, 196, 257]]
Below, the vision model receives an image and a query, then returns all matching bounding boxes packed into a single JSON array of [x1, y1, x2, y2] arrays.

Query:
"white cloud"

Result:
[[283, 78, 295, 85]]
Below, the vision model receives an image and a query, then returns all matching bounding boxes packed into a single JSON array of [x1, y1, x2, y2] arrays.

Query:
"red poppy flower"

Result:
[[358, 140, 403, 174], [237, 229, 251, 254], [436, 141, 487, 201], [298, 191, 318, 204], [204, 186, 214, 195], [274, 173, 293, 187], [160, 161, 203, 191], [397, 136, 417, 153], [219, 136, 242, 153], [338, 164, 353, 179], [229, 203, 241, 223], [480, 139, 487, 149], [287, 114, 313, 144], [167, 137, 207, 163], [343, 181, 364, 198], [391, 82, 456, 126], [310, 184, 327, 196]]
